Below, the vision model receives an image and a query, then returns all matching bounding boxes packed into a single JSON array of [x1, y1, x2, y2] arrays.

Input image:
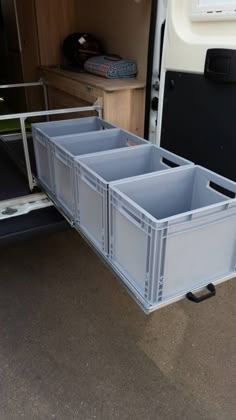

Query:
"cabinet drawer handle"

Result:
[[86, 85, 93, 92]]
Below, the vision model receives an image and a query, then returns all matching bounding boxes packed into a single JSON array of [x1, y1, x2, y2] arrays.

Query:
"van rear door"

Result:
[[152, 0, 236, 182]]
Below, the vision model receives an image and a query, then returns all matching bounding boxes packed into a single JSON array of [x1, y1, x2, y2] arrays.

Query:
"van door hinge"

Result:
[[152, 80, 160, 91]]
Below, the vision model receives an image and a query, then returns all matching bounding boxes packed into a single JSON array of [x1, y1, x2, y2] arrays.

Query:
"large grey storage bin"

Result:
[[109, 166, 236, 309], [74, 145, 193, 254], [51, 129, 147, 217], [32, 117, 115, 192]]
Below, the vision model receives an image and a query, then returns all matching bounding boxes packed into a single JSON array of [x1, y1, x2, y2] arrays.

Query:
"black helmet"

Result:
[[62, 33, 103, 68]]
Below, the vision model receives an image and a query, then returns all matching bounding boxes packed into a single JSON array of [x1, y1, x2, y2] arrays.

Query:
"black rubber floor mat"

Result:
[[0, 207, 69, 245], [0, 133, 36, 175], [0, 146, 30, 200]]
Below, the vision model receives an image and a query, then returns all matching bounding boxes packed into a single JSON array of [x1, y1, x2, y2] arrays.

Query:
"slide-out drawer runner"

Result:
[[0, 193, 52, 221]]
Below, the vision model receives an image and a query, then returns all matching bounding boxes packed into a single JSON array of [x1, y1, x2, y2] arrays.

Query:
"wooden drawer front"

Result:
[[43, 70, 104, 104], [48, 87, 97, 120]]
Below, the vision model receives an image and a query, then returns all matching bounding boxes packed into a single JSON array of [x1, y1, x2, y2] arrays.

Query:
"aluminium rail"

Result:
[[0, 81, 103, 191]]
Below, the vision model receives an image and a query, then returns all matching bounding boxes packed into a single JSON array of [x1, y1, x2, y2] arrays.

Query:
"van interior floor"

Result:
[[0, 134, 69, 242], [0, 139, 31, 200]]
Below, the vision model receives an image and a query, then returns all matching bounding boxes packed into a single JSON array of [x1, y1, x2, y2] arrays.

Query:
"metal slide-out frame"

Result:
[[0, 82, 233, 314], [0, 81, 102, 219]]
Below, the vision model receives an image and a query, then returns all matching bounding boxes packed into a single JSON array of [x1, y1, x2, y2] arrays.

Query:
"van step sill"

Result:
[[0, 193, 52, 220]]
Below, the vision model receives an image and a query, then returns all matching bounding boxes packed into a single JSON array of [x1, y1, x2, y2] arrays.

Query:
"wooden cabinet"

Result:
[[34, 0, 77, 66], [41, 67, 146, 136], [1, 0, 149, 129]]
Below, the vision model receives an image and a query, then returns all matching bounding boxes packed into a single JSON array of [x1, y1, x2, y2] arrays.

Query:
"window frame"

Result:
[[191, 0, 236, 20]]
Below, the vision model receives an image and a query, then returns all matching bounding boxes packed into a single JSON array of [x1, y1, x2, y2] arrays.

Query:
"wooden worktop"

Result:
[[41, 66, 146, 92]]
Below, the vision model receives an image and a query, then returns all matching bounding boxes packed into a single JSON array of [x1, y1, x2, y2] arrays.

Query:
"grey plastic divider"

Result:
[[109, 166, 236, 307], [74, 145, 193, 252]]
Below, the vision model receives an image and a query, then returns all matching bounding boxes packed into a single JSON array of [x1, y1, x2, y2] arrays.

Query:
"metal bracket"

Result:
[[0, 193, 52, 221]]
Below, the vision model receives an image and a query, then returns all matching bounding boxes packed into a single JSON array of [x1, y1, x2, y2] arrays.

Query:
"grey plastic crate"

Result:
[[51, 129, 148, 217], [32, 117, 116, 193], [109, 166, 236, 309], [74, 145, 193, 253]]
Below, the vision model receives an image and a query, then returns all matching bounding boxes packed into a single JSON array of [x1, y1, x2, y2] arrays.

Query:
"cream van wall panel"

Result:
[[163, 0, 236, 74]]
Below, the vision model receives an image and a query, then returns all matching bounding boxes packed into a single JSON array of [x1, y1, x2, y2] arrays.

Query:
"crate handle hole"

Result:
[[162, 157, 179, 168], [209, 181, 235, 199]]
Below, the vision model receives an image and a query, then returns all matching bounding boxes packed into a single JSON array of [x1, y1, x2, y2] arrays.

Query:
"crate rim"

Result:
[[32, 116, 113, 130], [50, 127, 121, 144], [50, 130, 149, 160], [74, 144, 153, 185], [110, 164, 236, 190], [76, 156, 189, 189], [74, 142, 193, 184], [34, 127, 123, 150], [110, 165, 236, 226], [49, 127, 150, 146]]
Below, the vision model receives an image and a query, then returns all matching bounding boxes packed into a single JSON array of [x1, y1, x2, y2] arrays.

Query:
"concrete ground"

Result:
[[0, 229, 235, 420]]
